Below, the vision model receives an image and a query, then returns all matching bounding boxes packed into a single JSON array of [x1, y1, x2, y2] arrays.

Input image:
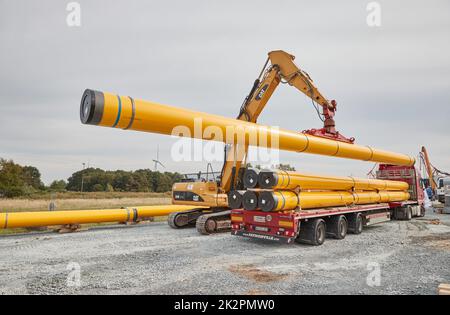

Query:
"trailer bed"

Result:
[[231, 201, 419, 244]]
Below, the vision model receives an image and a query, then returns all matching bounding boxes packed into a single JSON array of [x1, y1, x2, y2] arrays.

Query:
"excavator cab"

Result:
[[172, 181, 227, 208], [172, 164, 227, 208]]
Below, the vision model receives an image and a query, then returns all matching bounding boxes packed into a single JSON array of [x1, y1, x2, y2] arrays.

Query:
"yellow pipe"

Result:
[[258, 170, 409, 191], [257, 190, 410, 212], [0, 205, 206, 229], [80, 90, 415, 166]]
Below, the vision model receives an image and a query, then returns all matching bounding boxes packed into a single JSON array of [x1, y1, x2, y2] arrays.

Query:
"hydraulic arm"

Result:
[[267, 51, 354, 143], [220, 50, 355, 193]]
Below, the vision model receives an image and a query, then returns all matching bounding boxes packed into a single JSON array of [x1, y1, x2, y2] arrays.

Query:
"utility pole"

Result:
[[81, 162, 86, 193], [155, 145, 159, 171]]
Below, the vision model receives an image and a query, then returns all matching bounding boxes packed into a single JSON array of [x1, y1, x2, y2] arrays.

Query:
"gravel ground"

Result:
[[0, 211, 449, 295]]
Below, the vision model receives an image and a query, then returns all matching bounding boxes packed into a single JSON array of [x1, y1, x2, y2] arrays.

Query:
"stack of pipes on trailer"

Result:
[[257, 190, 410, 212], [232, 169, 410, 212], [244, 169, 409, 191]]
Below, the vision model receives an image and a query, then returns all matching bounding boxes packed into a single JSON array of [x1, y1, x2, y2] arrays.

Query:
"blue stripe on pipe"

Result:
[[112, 95, 122, 127]]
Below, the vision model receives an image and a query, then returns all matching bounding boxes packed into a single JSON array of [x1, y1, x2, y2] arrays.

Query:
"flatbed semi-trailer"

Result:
[[231, 165, 425, 245]]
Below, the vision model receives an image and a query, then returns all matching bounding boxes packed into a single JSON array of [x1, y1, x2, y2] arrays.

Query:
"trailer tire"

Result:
[[418, 205, 426, 217], [347, 213, 363, 234], [326, 215, 348, 239], [296, 219, 326, 246], [406, 207, 412, 221], [394, 207, 412, 221], [392, 209, 398, 220]]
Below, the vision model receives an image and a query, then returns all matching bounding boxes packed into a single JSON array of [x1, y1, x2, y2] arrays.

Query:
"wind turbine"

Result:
[[152, 145, 165, 171]]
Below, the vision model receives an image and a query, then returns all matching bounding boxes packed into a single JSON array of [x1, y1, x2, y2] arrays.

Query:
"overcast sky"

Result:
[[1, 0, 449, 184]]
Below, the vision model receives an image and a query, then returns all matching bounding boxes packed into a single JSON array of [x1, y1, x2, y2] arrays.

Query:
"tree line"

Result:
[[0, 158, 183, 197]]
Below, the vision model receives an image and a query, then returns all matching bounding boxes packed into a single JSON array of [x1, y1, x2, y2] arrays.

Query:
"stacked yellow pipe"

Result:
[[257, 170, 409, 191], [0, 205, 206, 229], [80, 89, 415, 166], [235, 169, 410, 211], [258, 190, 410, 212]]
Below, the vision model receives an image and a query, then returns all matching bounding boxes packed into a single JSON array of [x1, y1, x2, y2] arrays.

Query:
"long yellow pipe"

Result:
[[258, 170, 409, 191], [80, 90, 415, 166], [257, 190, 410, 212], [0, 205, 206, 229]]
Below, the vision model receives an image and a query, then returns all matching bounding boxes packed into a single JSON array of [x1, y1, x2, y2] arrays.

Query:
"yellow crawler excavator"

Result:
[[167, 50, 355, 234]]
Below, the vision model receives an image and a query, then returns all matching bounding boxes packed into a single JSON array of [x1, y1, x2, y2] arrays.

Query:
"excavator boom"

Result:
[[268, 51, 330, 108], [219, 59, 280, 192], [219, 50, 353, 193]]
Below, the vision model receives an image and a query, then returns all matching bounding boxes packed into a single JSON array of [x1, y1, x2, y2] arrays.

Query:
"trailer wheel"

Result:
[[347, 213, 363, 234], [418, 205, 426, 217], [326, 215, 348, 239], [394, 207, 412, 221], [296, 219, 326, 246], [406, 207, 412, 221]]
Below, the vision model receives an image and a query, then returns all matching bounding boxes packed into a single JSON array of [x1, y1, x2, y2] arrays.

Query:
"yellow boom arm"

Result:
[[219, 50, 348, 193]]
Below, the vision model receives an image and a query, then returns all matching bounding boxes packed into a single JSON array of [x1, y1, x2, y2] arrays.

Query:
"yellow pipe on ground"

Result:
[[257, 190, 410, 212], [0, 205, 206, 229], [80, 89, 415, 166], [258, 170, 409, 191]]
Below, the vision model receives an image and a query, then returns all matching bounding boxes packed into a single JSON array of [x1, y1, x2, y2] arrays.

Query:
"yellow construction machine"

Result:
[[167, 50, 354, 234]]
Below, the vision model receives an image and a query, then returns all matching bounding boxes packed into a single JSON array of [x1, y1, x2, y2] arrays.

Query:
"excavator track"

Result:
[[196, 210, 232, 235], [168, 209, 205, 229]]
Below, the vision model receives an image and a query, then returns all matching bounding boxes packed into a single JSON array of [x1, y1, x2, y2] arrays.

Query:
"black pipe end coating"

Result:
[[258, 191, 278, 212], [258, 171, 278, 189], [243, 169, 260, 189], [80, 89, 104, 125], [228, 190, 244, 209], [242, 190, 259, 211]]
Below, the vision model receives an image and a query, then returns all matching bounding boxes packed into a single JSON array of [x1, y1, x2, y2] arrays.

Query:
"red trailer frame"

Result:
[[231, 165, 425, 245]]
